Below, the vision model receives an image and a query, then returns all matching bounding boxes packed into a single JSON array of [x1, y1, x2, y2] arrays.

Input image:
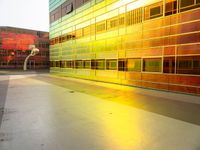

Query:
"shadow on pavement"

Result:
[[33, 75, 200, 126]]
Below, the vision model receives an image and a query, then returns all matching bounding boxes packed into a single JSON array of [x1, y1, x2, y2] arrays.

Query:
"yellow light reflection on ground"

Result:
[[99, 103, 146, 149]]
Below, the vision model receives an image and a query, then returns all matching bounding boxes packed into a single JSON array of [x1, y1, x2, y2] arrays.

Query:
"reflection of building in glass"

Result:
[[49, 0, 200, 94], [0, 26, 49, 69]]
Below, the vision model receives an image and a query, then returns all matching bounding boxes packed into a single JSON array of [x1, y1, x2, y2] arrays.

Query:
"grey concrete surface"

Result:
[[0, 76, 9, 126], [0, 74, 200, 150], [0, 69, 49, 75]]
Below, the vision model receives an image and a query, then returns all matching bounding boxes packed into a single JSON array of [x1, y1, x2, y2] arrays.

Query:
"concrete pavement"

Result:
[[0, 69, 49, 75], [0, 73, 200, 150]]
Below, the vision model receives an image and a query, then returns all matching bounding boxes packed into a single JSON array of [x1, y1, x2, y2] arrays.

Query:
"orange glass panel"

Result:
[[177, 44, 200, 55], [164, 46, 175, 55], [1, 32, 36, 50]]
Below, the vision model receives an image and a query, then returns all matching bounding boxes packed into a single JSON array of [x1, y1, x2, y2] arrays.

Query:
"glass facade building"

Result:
[[49, 0, 200, 94], [0, 27, 49, 69]]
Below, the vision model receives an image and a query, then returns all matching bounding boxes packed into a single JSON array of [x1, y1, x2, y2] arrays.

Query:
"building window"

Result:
[[59, 37, 62, 43], [143, 58, 162, 72], [83, 60, 91, 69], [56, 61, 61, 67], [106, 59, 117, 70], [165, 0, 177, 16], [96, 22, 106, 33], [51, 61, 57, 67], [119, 15, 125, 26], [46, 43, 49, 48], [66, 3, 73, 14], [66, 61, 74, 68], [145, 2, 163, 20], [127, 58, 141, 72], [180, 0, 194, 8], [126, 8, 142, 26], [150, 6, 160, 17], [75, 60, 83, 69], [50, 6, 61, 23], [176, 56, 200, 75], [55, 37, 59, 44], [8, 60, 16, 66], [50, 38, 55, 45], [91, 59, 96, 69], [39, 42, 42, 48], [150, 6, 162, 19], [61, 34, 67, 42], [0, 50, 7, 56], [96, 59, 105, 70], [163, 57, 175, 73], [179, 0, 200, 12], [0, 61, 7, 66], [118, 59, 126, 71], [107, 17, 118, 30], [50, 61, 53, 67], [61, 61, 66, 68]]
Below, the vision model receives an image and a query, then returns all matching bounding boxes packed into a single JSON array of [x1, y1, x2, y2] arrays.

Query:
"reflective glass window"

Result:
[[96, 59, 105, 70], [106, 59, 117, 70], [61, 61, 66, 68], [177, 56, 200, 75], [163, 57, 175, 73], [83, 60, 91, 69], [118, 59, 126, 71], [127, 58, 141, 72], [165, 0, 177, 16], [75, 60, 83, 68], [180, 0, 194, 8], [91, 59, 96, 69], [143, 58, 162, 72]]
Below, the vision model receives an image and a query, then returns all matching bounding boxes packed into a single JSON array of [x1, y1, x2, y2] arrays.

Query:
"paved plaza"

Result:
[[0, 71, 200, 150]]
